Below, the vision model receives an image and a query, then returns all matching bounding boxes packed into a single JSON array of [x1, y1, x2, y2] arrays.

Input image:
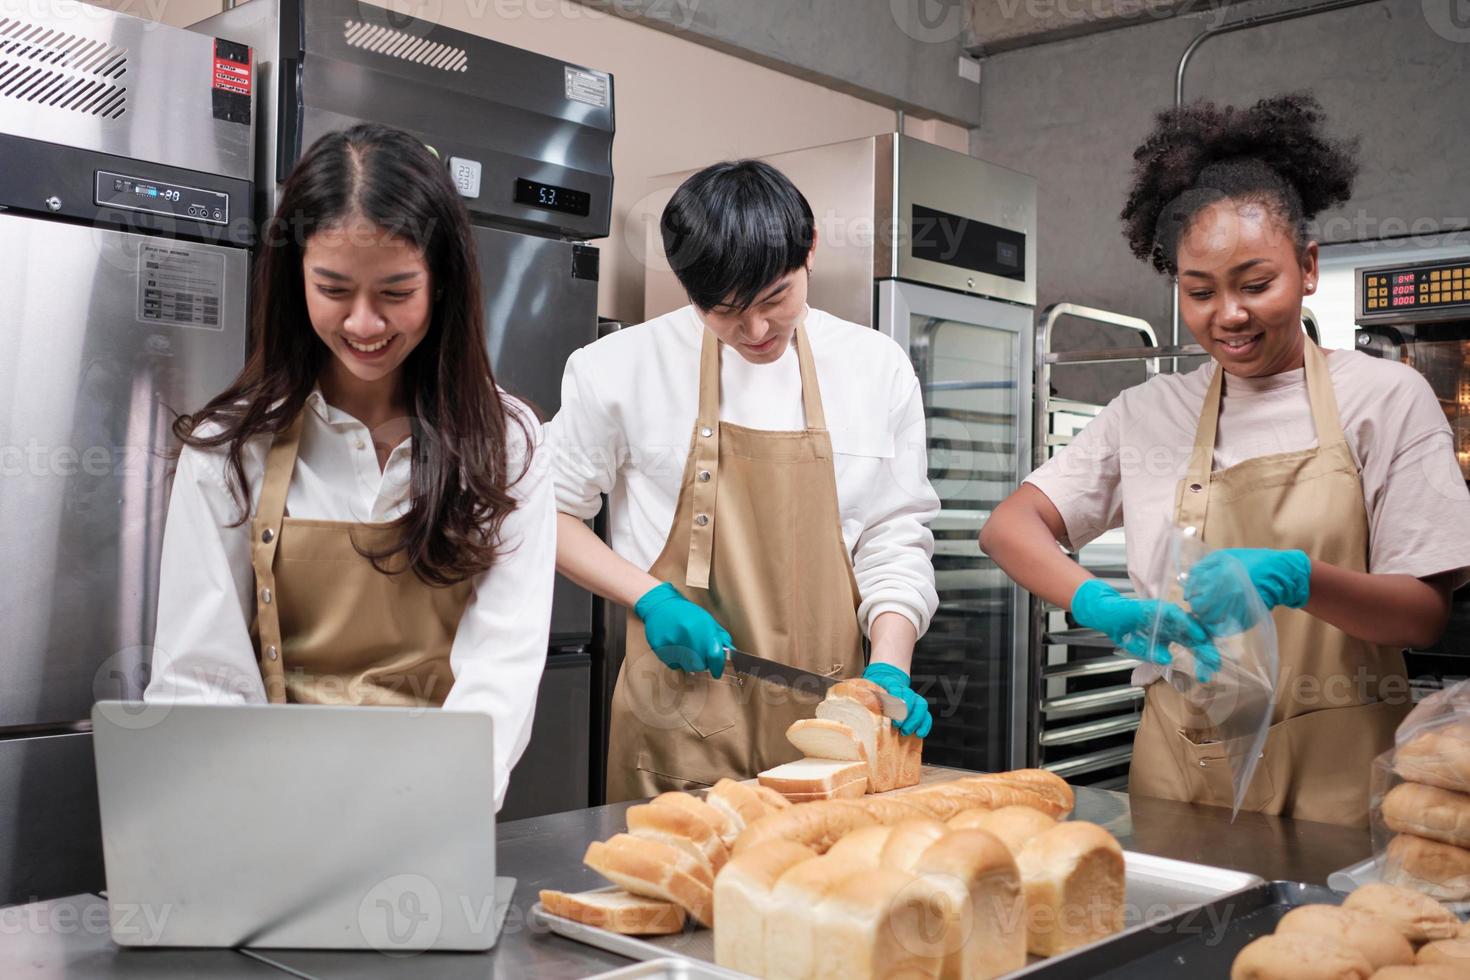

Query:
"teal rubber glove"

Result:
[[862, 663, 933, 738], [1071, 579, 1221, 682], [635, 583, 730, 678], [1184, 548, 1310, 636]]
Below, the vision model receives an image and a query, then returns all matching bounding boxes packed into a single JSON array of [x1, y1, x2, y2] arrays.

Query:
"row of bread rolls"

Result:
[[544, 777, 793, 931], [1382, 721, 1470, 903], [715, 801, 1124, 978], [1231, 883, 1470, 980], [757, 679, 925, 801]]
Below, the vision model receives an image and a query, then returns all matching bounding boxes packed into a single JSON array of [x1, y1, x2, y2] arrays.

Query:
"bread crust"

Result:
[[1275, 904, 1414, 970], [1229, 933, 1373, 980], [1341, 883, 1460, 943], [538, 888, 687, 935], [1383, 782, 1470, 849], [1395, 723, 1470, 794], [1384, 833, 1470, 901]]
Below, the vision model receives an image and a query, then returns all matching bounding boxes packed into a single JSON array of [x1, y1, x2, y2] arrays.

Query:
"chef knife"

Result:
[[723, 646, 909, 723]]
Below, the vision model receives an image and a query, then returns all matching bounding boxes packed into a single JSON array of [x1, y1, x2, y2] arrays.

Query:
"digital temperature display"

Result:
[[514, 178, 590, 217], [1363, 263, 1470, 316]]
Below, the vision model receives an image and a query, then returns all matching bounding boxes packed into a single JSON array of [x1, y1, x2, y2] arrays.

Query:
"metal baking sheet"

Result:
[[531, 851, 1263, 975], [586, 957, 750, 979]]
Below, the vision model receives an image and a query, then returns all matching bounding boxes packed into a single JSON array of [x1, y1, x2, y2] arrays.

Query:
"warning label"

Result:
[[564, 67, 609, 108], [138, 244, 226, 331], [212, 38, 251, 97]]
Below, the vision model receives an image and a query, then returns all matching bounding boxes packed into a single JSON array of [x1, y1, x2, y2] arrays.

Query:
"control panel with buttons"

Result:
[[94, 169, 229, 225], [1362, 260, 1470, 318]]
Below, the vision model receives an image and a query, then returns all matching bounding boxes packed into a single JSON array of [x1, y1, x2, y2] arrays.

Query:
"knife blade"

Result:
[[723, 647, 909, 723]]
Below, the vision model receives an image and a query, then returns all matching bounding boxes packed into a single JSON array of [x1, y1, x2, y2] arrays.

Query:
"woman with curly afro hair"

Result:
[[981, 93, 1470, 825]]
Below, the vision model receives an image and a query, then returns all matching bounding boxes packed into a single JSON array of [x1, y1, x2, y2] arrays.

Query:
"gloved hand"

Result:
[[862, 663, 933, 738], [1071, 579, 1221, 682], [1183, 548, 1311, 635], [635, 583, 730, 678]]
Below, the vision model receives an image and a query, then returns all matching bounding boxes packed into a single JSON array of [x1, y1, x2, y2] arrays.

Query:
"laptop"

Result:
[[91, 701, 511, 951]]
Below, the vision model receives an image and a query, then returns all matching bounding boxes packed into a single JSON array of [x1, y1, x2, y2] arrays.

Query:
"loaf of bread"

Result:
[[1341, 882, 1461, 944], [888, 790, 974, 822], [815, 679, 922, 793], [1275, 904, 1413, 970], [913, 828, 1026, 980], [1383, 833, 1470, 901], [1383, 782, 1470, 849], [1418, 936, 1470, 969], [705, 778, 770, 845], [758, 758, 869, 802], [852, 795, 938, 825], [1395, 722, 1470, 794], [824, 825, 896, 868], [1017, 821, 1125, 956], [949, 805, 1057, 854], [626, 801, 730, 876], [537, 888, 687, 935], [653, 792, 741, 852], [764, 856, 861, 980], [809, 866, 945, 980], [879, 818, 950, 873], [962, 770, 1075, 819], [1230, 933, 1373, 980], [733, 799, 880, 856], [712, 840, 817, 975], [1367, 966, 1467, 980], [583, 834, 714, 927]]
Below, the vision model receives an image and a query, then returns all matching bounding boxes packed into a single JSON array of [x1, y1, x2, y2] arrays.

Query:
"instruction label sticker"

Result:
[[138, 244, 225, 330], [564, 67, 609, 108]]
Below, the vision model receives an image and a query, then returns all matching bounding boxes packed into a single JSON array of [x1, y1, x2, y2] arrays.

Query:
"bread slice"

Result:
[[758, 758, 869, 802], [810, 866, 945, 980], [1276, 904, 1413, 971], [825, 826, 896, 868], [1230, 933, 1372, 980], [1342, 882, 1461, 944], [626, 801, 730, 877], [816, 679, 923, 793], [914, 829, 1026, 980], [706, 778, 770, 846], [765, 856, 860, 980], [537, 888, 687, 935], [654, 792, 741, 852], [583, 834, 715, 927], [1017, 821, 1126, 956], [787, 717, 868, 762], [949, 805, 1058, 854], [713, 840, 817, 976], [733, 799, 880, 856], [879, 818, 949, 873], [1383, 833, 1470, 901]]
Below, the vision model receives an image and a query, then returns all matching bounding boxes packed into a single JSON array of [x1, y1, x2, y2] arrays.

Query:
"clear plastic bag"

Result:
[[1369, 679, 1470, 908], [1145, 526, 1279, 819]]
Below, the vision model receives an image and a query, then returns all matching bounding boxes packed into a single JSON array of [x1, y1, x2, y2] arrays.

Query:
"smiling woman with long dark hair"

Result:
[[145, 123, 554, 808]]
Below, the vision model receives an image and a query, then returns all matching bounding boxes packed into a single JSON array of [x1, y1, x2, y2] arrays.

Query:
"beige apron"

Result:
[[605, 322, 866, 802], [250, 411, 473, 705], [1128, 341, 1409, 826]]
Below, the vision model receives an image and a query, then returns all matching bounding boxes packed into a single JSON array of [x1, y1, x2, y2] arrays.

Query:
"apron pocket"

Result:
[[677, 671, 743, 739], [1173, 727, 1278, 812]]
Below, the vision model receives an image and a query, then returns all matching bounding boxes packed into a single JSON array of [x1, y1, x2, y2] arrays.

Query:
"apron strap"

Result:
[[793, 320, 826, 431], [1178, 364, 1222, 533], [1301, 338, 1347, 448], [249, 411, 306, 703]]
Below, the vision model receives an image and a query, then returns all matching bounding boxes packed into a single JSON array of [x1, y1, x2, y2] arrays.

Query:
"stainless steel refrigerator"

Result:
[[189, 0, 614, 816], [644, 134, 1037, 773], [0, 3, 254, 904]]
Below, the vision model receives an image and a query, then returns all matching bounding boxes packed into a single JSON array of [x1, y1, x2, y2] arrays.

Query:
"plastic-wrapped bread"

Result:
[[1017, 821, 1125, 956], [583, 834, 714, 927], [815, 679, 922, 792], [764, 856, 859, 980], [1341, 882, 1461, 944], [1230, 933, 1372, 980], [878, 818, 949, 873], [712, 840, 817, 976], [810, 866, 945, 980], [1394, 721, 1470, 794], [949, 805, 1058, 854], [1383, 833, 1470, 901], [538, 888, 687, 935], [732, 799, 879, 856], [913, 829, 1026, 980], [1275, 904, 1413, 971], [1382, 782, 1470, 849], [757, 758, 869, 802], [626, 801, 730, 876]]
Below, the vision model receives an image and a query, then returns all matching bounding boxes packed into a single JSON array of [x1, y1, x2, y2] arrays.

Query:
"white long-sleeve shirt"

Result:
[[144, 388, 554, 807], [547, 305, 940, 637]]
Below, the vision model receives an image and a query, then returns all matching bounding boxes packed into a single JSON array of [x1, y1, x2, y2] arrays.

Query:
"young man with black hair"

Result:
[[548, 160, 940, 801]]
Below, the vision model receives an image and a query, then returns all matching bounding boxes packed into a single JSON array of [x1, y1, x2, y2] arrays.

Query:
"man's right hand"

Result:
[[635, 583, 731, 678]]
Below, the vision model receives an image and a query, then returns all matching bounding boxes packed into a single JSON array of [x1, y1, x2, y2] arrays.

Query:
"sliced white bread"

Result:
[[815, 679, 922, 793], [1016, 821, 1125, 956], [583, 833, 714, 927], [824, 825, 897, 868], [949, 805, 1058, 854], [914, 829, 1027, 980], [537, 888, 687, 935], [786, 717, 868, 762], [653, 792, 739, 851], [733, 799, 880, 856], [765, 856, 859, 980], [879, 817, 950, 873], [706, 778, 771, 846], [712, 840, 818, 976], [626, 801, 730, 876], [810, 866, 945, 980], [758, 758, 869, 802]]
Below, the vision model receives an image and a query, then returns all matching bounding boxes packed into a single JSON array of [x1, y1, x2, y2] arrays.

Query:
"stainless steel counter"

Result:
[[1, 786, 1372, 979]]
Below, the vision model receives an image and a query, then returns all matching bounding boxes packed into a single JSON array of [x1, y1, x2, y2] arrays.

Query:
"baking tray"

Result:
[[586, 957, 750, 979], [531, 851, 1263, 976]]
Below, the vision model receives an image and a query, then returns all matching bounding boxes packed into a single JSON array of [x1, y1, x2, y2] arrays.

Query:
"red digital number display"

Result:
[[1395, 272, 1418, 285]]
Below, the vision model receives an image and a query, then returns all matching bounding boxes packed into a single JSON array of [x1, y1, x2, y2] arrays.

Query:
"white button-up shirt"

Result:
[[145, 389, 555, 807], [547, 305, 940, 636]]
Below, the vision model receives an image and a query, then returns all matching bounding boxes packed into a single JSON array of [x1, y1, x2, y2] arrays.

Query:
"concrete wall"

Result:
[[971, 0, 1470, 401]]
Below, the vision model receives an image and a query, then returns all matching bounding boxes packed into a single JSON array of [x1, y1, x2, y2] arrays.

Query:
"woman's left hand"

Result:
[[1184, 547, 1311, 635], [862, 663, 933, 738]]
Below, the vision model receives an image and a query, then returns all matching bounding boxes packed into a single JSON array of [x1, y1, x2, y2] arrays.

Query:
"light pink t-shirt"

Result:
[[1025, 348, 1470, 598]]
